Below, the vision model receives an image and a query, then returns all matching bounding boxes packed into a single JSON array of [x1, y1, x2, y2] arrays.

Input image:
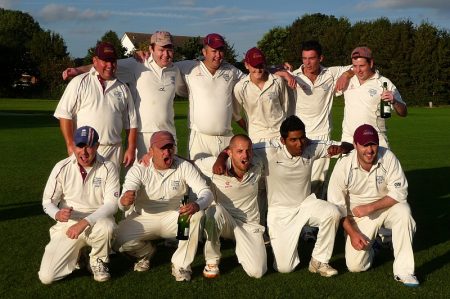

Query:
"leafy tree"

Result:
[[175, 36, 203, 61], [83, 30, 127, 64], [257, 27, 289, 66]]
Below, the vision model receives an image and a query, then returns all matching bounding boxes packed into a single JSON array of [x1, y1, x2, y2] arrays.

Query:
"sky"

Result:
[[1, 0, 450, 59]]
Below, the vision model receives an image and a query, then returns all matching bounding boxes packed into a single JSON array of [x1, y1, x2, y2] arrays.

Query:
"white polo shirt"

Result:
[[116, 56, 186, 135], [293, 65, 350, 138], [257, 141, 332, 209], [233, 73, 291, 141], [54, 68, 138, 145], [195, 156, 262, 224], [176, 60, 245, 136], [120, 156, 213, 214], [42, 154, 120, 225], [327, 147, 408, 217], [341, 73, 405, 143]]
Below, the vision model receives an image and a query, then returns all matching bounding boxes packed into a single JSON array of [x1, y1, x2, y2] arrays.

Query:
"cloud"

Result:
[[0, 0, 18, 9], [172, 0, 197, 6], [38, 4, 110, 22], [359, 0, 450, 11]]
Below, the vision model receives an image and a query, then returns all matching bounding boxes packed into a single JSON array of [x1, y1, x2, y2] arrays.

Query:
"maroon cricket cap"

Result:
[[351, 46, 373, 60], [353, 124, 379, 146], [150, 131, 175, 149], [95, 42, 117, 62], [204, 33, 225, 49], [245, 47, 266, 68]]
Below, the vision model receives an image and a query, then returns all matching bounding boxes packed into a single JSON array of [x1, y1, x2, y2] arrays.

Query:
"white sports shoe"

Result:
[[171, 264, 192, 281], [134, 256, 151, 272], [203, 264, 220, 278], [308, 258, 338, 277], [89, 258, 110, 282], [394, 274, 419, 287]]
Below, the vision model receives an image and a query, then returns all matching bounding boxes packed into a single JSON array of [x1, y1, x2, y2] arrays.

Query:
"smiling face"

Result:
[[281, 130, 308, 157], [354, 142, 379, 171], [202, 45, 225, 73], [245, 62, 267, 81], [150, 143, 175, 170], [227, 136, 253, 178], [150, 44, 174, 68], [74, 144, 98, 167], [93, 56, 116, 80], [352, 57, 374, 83]]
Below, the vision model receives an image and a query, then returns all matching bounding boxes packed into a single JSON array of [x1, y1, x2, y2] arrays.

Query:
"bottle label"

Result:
[[184, 228, 189, 236], [383, 104, 391, 113]]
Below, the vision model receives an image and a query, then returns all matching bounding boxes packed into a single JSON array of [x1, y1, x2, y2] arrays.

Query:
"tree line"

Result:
[[258, 13, 450, 106], [1, 9, 449, 105]]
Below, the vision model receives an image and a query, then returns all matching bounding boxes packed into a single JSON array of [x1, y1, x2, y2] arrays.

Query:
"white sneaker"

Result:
[[308, 258, 338, 277], [134, 256, 151, 272], [171, 264, 191, 281], [394, 274, 419, 287], [203, 264, 220, 278], [89, 258, 110, 282]]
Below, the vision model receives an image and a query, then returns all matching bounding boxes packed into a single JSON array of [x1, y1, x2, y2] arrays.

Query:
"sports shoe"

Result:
[[89, 258, 110, 282], [308, 258, 338, 277], [394, 274, 419, 287], [203, 264, 220, 278], [134, 256, 151, 272], [171, 264, 191, 281]]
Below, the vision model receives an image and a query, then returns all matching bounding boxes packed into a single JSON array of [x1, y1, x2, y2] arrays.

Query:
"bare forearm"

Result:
[[59, 118, 74, 155]]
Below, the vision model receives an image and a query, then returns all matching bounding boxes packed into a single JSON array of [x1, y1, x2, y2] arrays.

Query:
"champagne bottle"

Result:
[[380, 82, 391, 118], [176, 195, 190, 240]]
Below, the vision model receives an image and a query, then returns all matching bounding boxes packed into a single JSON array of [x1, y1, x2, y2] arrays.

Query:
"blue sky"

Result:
[[2, 0, 450, 59]]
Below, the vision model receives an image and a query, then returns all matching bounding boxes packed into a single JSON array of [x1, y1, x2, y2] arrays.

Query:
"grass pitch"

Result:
[[0, 98, 449, 298]]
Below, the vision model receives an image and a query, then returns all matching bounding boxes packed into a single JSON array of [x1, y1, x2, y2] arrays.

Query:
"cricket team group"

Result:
[[37, 31, 419, 287]]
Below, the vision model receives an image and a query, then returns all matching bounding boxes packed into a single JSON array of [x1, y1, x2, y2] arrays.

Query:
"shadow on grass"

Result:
[[0, 111, 58, 129], [0, 201, 43, 221]]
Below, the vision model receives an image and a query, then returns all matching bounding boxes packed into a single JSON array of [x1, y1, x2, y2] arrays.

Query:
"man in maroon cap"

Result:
[[176, 33, 247, 160], [113, 130, 213, 282], [55, 41, 138, 170], [327, 124, 418, 287]]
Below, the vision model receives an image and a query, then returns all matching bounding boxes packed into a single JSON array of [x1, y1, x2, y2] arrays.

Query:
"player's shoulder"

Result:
[[174, 60, 199, 74]]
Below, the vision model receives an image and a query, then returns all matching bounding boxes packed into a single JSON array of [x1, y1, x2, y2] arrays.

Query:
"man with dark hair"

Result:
[[214, 115, 347, 276], [327, 124, 418, 287]]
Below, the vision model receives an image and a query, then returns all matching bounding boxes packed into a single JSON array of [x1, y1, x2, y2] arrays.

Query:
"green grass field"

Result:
[[0, 98, 449, 298]]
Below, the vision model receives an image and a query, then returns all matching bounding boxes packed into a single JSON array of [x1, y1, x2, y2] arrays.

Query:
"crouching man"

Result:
[[113, 131, 213, 281], [38, 126, 119, 284], [196, 134, 267, 279], [327, 124, 418, 287]]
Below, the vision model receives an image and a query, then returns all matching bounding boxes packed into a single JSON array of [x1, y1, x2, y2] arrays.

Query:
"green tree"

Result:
[[83, 30, 127, 64], [257, 27, 289, 66], [175, 36, 203, 61]]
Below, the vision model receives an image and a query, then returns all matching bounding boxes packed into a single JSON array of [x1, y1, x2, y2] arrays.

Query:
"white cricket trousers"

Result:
[[309, 134, 331, 199], [113, 209, 203, 270], [267, 194, 341, 273], [98, 143, 122, 170], [345, 202, 416, 276], [38, 217, 115, 284], [188, 130, 233, 160], [204, 205, 267, 278]]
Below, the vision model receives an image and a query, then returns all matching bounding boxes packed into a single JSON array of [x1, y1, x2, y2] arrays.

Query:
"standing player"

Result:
[[196, 134, 267, 279], [292, 40, 351, 198], [55, 42, 138, 169], [62, 31, 186, 160], [175, 33, 246, 160], [113, 131, 213, 281], [341, 46, 407, 148], [38, 126, 119, 284], [327, 124, 418, 287]]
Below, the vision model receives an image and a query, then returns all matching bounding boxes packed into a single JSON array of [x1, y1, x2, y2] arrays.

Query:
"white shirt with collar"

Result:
[[327, 147, 408, 217], [116, 56, 186, 135], [195, 156, 263, 224], [293, 65, 350, 138], [176, 60, 245, 136], [120, 156, 213, 214], [54, 67, 138, 145]]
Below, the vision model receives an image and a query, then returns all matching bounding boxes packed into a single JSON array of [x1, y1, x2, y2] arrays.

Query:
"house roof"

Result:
[[123, 32, 204, 48]]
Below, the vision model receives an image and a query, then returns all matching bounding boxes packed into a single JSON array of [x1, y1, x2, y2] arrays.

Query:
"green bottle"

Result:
[[380, 82, 391, 118], [176, 195, 190, 240]]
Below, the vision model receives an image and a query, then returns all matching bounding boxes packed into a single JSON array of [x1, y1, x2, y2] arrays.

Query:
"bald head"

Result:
[[229, 134, 252, 149]]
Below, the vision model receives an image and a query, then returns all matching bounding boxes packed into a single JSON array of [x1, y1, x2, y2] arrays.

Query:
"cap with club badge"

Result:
[[74, 126, 99, 148], [353, 124, 379, 146], [245, 47, 266, 68], [203, 33, 225, 49], [95, 42, 117, 62]]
